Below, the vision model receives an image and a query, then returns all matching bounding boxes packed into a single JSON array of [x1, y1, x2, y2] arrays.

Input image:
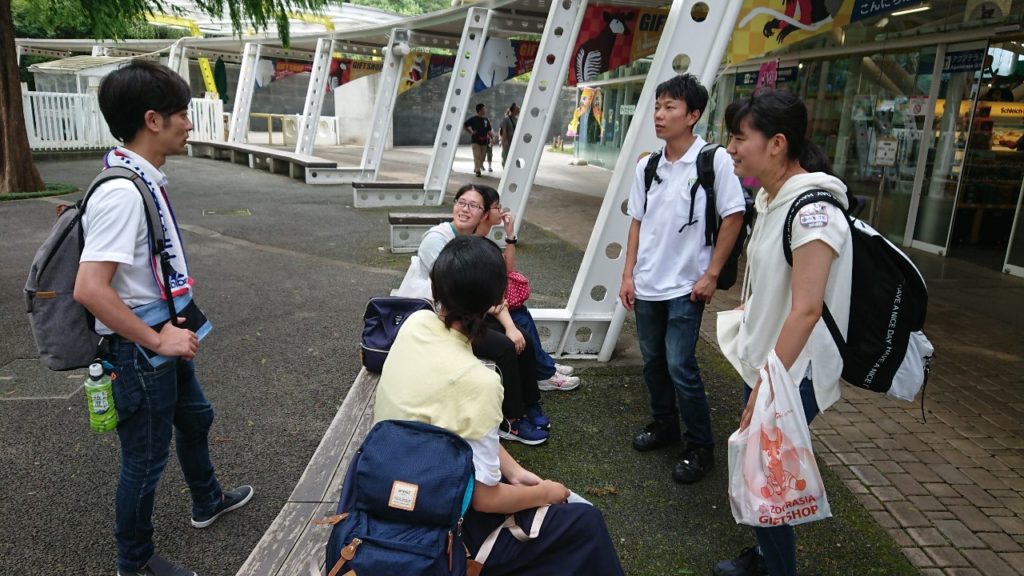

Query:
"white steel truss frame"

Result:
[[423, 7, 493, 201], [295, 38, 336, 157], [495, 0, 589, 242], [358, 29, 412, 182], [227, 43, 262, 144], [533, 0, 744, 359]]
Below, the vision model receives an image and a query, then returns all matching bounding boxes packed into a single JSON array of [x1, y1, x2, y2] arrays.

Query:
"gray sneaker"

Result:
[[191, 485, 254, 528], [117, 553, 196, 576]]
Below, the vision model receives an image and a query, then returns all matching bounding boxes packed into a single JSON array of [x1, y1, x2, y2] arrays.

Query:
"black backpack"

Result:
[[643, 143, 755, 289], [24, 167, 176, 370], [360, 297, 435, 372], [782, 189, 931, 398]]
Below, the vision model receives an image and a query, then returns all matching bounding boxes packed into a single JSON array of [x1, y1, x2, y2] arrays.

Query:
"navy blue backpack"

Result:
[[360, 297, 434, 373], [324, 419, 475, 576]]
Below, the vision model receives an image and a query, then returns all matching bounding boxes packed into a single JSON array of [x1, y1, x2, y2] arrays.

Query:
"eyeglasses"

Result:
[[455, 200, 484, 212]]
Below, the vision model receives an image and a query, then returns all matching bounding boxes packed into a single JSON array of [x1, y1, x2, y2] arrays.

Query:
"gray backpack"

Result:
[[24, 167, 168, 370]]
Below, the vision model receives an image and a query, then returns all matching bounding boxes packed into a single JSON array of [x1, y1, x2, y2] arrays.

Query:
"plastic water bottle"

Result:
[[85, 362, 117, 433]]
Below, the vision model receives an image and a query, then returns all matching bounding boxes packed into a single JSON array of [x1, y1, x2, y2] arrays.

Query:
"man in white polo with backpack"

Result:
[[618, 74, 747, 485], [73, 60, 252, 576]]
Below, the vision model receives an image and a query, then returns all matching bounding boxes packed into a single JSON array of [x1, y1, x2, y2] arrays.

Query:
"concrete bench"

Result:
[[388, 212, 451, 253], [188, 140, 337, 183], [235, 369, 378, 576], [352, 181, 442, 208]]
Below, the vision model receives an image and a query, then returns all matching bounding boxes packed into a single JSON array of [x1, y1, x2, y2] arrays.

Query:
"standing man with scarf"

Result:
[[74, 60, 252, 576]]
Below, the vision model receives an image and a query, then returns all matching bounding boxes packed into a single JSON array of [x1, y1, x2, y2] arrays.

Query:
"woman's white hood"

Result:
[[756, 172, 849, 217]]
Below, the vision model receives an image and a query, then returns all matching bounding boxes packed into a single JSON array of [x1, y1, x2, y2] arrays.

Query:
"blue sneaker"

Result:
[[498, 418, 548, 445], [525, 404, 550, 430], [191, 485, 254, 528]]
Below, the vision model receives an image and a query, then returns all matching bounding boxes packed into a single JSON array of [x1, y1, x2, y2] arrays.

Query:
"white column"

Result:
[[358, 29, 411, 181], [295, 38, 335, 157], [495, 0, 590, 242], [422, 7, 492, 200], [228, 43, 262, 144], [539, 0, 745, 357]]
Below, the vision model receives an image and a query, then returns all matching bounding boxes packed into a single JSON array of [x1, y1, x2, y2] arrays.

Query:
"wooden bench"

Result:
[[188, 140, 337, 183], [235, 369, 378, 576], [352, 181, 443, 208], [388, 212, 451, 253]]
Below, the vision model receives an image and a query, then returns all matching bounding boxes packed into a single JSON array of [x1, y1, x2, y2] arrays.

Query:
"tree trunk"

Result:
[[0, 0, 45, 194]]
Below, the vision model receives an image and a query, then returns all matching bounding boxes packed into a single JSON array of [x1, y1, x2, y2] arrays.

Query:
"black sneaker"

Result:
[[712, 546, 768, 576], [475, 170, 482, 177], [672, 444, 714, 484], [632, 421, 681, 452], [191, 485, 254, 528], [117, 553, 196, 576]]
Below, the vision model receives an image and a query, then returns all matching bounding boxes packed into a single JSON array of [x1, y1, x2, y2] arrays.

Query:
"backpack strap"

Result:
[[641, 149, 662, 214], [82, 166, 179, 328], [471, 505, 550, 570], [782, 189, 849, 354], [695, 143, 720, 246]]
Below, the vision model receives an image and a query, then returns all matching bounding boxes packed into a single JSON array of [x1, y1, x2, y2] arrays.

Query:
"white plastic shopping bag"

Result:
[[727, 351, 831, 527]]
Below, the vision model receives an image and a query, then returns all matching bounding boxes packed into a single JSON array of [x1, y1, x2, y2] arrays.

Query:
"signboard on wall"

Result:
[[730, 0, 930, 65], [567, 3, 670, 86]]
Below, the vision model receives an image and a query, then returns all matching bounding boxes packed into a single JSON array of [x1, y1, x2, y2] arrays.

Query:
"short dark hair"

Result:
[[655, 74, 709, 119], [99, 59, 192, 143], [431, 236, 507, 342], [476, 103, 486, 112]]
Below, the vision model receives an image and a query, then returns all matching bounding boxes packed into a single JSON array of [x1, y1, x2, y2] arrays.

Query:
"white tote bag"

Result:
[[727, 351, 831, 528]]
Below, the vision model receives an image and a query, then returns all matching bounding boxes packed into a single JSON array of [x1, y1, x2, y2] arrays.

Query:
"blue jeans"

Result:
[[634, 295, 712, 448], [743, 377, 820, 576], [106, 339, 222, 572], [509, 306, 556, 380]]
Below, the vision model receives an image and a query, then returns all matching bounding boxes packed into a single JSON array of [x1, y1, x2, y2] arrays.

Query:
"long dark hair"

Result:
[[430, 236, 506, 342], [724, 91, 833, 175]]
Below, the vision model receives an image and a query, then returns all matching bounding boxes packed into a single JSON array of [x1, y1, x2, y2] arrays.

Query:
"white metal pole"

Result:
[[422, 7, 492, 201], [359, 29, 411, 180], [295, 38, 336, 156], [228, 43, 262, 144]]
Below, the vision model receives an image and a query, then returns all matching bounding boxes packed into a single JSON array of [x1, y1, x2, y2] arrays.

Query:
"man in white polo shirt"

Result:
[[618, 74, 746, 485], [74, 60, 252, 576]]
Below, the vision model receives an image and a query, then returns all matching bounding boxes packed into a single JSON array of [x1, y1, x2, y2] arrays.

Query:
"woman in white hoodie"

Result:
[[713, 91, 853, 576]]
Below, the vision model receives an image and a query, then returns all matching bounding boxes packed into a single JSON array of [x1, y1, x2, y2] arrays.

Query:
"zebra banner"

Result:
[[729, 0, 927, 65], [567, 3, 669, 86]]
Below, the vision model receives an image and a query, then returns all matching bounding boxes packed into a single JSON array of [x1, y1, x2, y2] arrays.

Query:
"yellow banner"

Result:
[[729, 0, 928, 65]]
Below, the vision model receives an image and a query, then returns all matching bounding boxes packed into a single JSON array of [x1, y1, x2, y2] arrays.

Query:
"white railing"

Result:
[[23, 91, 226, 151], [188, 98, 225, 142], [22, 91, 118, 150]]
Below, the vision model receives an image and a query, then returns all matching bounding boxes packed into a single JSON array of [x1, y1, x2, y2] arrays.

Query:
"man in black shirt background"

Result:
[[464, 103, 493, 177]]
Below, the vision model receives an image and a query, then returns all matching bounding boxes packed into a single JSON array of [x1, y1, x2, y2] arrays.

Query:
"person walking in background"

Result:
[[464, 103, 494, 177], [74, 60, 253, 576], [500, 103, 520, 169], [713, 91, 853, 576], [618, 74, 746, 485]]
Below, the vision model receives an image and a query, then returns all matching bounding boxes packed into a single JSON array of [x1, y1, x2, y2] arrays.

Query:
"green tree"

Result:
[[1, 0, 332, 194], [348, 0, 451, 16]]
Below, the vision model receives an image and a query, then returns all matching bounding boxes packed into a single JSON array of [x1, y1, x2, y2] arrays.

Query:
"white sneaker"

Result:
[[554, 363, 574, 376], [538, 372, 580, 391]]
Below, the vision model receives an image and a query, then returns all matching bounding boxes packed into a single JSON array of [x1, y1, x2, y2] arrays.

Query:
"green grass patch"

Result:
[[506, 340, 916, 576], [0, 182, 78, 201], [545, 146, 573, 155]]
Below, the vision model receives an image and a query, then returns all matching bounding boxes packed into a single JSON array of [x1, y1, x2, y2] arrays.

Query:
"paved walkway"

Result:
[[323, 143, 1024, 575]]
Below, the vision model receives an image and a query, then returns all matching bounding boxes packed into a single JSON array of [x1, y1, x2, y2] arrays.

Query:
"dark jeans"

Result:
[[472, 318, 540, 419], [634, 295, 713, 448], [743, 377, 820, 576], [509, 306, 557, 380], [105, 338, 222, 572]]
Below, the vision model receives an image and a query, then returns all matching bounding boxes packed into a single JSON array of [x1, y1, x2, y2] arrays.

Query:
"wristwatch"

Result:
[[504, 236, 518, 245]]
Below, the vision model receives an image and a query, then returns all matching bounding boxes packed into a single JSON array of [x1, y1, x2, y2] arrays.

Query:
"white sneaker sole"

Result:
[[497, 428, 548, 446], [191, 486, 254, 528], [537, 379, 580, 392]]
